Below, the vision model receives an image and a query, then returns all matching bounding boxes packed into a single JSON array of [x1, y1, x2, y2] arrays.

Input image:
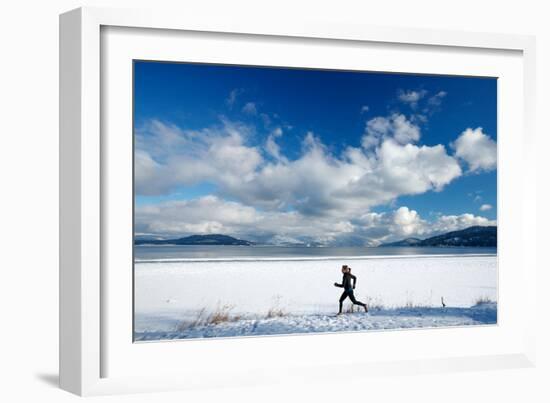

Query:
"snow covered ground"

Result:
[[134, 254, 497, 341], [135, 303, 497, 341]]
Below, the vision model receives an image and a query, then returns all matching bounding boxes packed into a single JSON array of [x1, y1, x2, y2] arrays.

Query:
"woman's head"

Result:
[[341, 265, 350, 273]]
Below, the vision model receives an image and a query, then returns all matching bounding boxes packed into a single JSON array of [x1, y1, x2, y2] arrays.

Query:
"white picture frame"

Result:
[[59, 6, 537, 396]]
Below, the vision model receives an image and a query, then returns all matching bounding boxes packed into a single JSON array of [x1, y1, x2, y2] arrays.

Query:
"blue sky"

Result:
[[134, 61, 497, 245]]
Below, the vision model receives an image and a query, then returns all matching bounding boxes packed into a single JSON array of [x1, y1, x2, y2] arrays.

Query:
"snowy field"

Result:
[[134, 255, 497, 341]]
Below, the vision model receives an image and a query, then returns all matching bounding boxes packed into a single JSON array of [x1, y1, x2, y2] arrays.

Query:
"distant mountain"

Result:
[[419, 226, 497, 247], [379, 226, 497, 248], [379, 237, 422, 247], [134, 234, 254, 246]]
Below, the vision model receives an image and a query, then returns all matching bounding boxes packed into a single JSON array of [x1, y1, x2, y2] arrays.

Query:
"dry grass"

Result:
[[344, 304, 355, 313], [177, 303, 242, 331], [266, 307, 286, 318], [191, 307, 208, 327], [265, 295, 287, 318], [403, 300, 433, 309], [400, 290, 434, 309], [208, 304, 236, 324], [177, 297, 292, 332], [176, 292, 489, 332], [364, 296, 384, 311]]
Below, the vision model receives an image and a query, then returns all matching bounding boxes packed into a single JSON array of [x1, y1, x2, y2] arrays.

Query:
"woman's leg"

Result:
[[349, 292, 368, 312], [338, 291, 348, 314]]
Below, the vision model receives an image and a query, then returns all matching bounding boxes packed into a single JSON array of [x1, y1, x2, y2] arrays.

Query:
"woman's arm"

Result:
[[351, 274, 357, 289]]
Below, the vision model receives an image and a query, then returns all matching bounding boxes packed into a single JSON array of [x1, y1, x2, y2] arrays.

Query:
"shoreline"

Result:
[[135, 253, 497, 264]]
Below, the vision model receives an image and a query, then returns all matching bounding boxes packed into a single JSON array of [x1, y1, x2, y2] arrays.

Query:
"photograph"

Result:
[[132, 61, 498, 341]]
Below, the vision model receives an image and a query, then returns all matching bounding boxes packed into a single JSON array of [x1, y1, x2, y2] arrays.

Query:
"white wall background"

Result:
[[0, 0, 548, 401]]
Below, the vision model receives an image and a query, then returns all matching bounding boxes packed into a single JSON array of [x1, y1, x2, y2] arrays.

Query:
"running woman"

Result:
[[334, 265, 368, 314]]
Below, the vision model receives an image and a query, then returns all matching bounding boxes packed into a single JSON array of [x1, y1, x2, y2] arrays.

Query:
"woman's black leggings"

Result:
[[339, 290, 366, 312]]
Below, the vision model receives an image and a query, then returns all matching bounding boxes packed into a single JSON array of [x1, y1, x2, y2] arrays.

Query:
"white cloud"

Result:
[[362, 113, 420, 149], [360, 105, 370, 113], [136, 196, 259, 236], [260, 113, 271, 127], [362, 116, 391, 148], [242, 102, 257, 115], [135, 195, 355, 245], [480, 204, 492, 211], [136, 198, 496, 246], [375, 139, 462, 193], [396, 90, 447, 122], [265, 127, 287, 162], [355, 208, 497, 245], [358, 207, 489, 242], [430, 213, 495, 234], [391, 206, 425, 237], [391, 114, 421, 144], [452, 127, 497, 172], [427, 91, 447, 107], [226, 89, 243, 108], [135, 150, 164, 195], [228, 134, 461, 217], [134, 119, 262, 195], [135, 119, 462, 221], [397, 89, 427, 107], [350, 207, 496, 246]]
